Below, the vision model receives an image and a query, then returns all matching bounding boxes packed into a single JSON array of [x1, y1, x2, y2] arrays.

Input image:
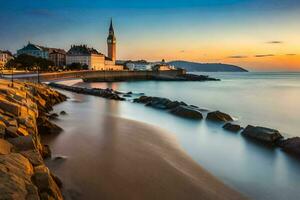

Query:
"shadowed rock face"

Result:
[[241, 125, 283, 143], [278, 137, 300, 156], [206, 111, 233, 122], [223, 123, 242, 132]]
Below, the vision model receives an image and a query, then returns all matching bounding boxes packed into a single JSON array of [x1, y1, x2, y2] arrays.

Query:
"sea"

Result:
[[47, 72, 300, 200]]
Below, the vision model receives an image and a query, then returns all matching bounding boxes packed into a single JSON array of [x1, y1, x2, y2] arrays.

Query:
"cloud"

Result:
[[227, 55, 248, 59], [286, 54, 297, 56], [266, 41, 283, 44], [255, 54, 275, 57]]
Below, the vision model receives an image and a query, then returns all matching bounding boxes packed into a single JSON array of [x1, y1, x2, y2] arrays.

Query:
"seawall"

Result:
[[8, 69, 186, 82], [0, 80, 66, 199]]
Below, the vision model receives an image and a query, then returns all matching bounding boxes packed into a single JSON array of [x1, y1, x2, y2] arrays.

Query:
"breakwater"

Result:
[[0, 80, 66, 199], [9, 69, 219, 82], [49, 82, 300, 158]]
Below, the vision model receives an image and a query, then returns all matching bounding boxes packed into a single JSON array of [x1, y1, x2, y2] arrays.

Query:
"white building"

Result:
[[66, 20, 123, 71]]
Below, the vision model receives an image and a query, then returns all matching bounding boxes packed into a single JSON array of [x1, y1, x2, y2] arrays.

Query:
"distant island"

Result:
[[168, 60, 248, 72]]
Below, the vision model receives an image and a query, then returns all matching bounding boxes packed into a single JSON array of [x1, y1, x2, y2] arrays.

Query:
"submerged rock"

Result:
[[60, 110, 67, 115], [241, 125, 283, 143], [223, 123, 242, 132], [278, 137, 300, 156], [206, 111, 233, 122], [170, 105, 203, 119]]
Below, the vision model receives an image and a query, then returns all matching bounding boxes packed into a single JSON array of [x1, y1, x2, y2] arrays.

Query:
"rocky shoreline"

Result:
[[49, 82, 300, 159], [0, 80, 66, 200]]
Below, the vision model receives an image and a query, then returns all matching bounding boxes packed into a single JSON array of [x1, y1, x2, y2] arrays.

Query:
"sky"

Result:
[[0, 0, 300, 71]]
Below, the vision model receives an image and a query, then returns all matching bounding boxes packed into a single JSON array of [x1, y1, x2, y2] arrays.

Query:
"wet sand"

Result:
[[45, 114, 245, 200]]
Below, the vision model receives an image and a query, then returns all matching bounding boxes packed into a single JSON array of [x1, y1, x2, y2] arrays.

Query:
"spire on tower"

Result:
[[109, 18, 114, 35]]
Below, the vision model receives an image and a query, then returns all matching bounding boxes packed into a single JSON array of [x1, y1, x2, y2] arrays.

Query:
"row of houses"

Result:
[[119, 60, 176, 71]]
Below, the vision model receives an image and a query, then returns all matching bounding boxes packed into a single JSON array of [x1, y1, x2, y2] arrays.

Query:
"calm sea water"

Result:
[[49, 72, 300, 200]]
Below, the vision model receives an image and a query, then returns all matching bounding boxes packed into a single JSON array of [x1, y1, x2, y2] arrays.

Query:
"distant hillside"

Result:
[[168, 61, 248, 72]]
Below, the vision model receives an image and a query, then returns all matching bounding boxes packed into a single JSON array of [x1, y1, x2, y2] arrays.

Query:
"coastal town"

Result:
[[0, 20, 176, 75], [0, 2, 300, 199]]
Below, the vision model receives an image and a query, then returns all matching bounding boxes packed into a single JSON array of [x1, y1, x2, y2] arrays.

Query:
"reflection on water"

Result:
[[46, 72, 300, 200]]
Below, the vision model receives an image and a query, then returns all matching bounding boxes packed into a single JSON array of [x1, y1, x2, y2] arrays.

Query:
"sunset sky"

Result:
[[1, 0, 300, 71]]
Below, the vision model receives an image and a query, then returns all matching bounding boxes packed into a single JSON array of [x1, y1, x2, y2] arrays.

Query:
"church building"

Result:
[[66, 19, 123, 71]]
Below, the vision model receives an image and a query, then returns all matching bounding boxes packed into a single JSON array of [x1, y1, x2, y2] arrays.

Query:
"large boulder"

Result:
[[170, 105, 203, 119], [32, 165, 63, 200], [241, 125, 283, 143], [222, 123, 242, 132], [206, 111, 233, 122], [0, 120, 7, 138], [278, 137, 300, 156], [0, 153, 40, 200], [145, 97, 172, 109]]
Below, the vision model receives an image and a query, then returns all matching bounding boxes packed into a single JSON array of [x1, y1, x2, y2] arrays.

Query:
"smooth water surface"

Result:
[[48, 72, 300, 200]]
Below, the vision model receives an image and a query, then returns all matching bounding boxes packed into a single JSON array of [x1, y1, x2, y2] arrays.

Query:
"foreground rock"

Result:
[[223, 123, 242, 132], [241, 125, 283, 144], [278, 137, 300, 156], [206, 111, 233, 122], [170, 105, 203, 119], [49, 82, 125, 101], [0, 80, 65, 199]]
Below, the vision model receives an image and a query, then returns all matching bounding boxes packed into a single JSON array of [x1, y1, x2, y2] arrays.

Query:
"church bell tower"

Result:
[[107, 19, 116, 62]]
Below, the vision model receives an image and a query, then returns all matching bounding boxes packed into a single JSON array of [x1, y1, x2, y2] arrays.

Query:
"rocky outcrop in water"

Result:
[[206, 111, 233, 122], [0, 80, 66, 200], [49, 83, 125, 101], [241, 125, 283, 144], [278, 137, 300, 156], [223, 123, 242, 132], [170, 105, 203, 119]]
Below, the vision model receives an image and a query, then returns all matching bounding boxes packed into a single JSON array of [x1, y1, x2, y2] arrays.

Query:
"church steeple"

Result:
[[109, 18, 114, 35], [107, 18, 116, 62]]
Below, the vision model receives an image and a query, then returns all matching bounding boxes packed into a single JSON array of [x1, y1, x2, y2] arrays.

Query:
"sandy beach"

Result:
[[45, 113, 245, 200]]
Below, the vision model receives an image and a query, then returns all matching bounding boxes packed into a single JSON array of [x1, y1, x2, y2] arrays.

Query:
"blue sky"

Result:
[[1, 0, 300, 71]]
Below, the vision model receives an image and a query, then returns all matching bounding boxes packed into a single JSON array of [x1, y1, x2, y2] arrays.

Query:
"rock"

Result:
[[0, 120, 6, 138], [8, 135, 43, 154], [32, 165, 63, 200], [48, 113, 59, 120], [241, 125, 283, 143], [0, 138, 13, 155], [133, 96, 152, 103], [0, 100, 21, 116], [170, 105, 203, 119], [42, 145, 52, 159], [59, 111, 67, 115], [51, 173, 63, 188], [123, 94, 132, 97], [20, 150, 44, 166], [206, 111, 233, 122], [223, 123, 242, 132], [165, 101, 182, 109], [37, 116, 63, 134], [6, 126, 19, 138], [278, 137, 300, 156], [145, 97, 172, 109], [0, 153, 40, 200]]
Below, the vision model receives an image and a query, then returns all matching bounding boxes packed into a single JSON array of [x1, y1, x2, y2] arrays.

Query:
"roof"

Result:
[[19, 43, 66, 54], [0, 50, 13, 56], [67, 45, 103, 56]]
